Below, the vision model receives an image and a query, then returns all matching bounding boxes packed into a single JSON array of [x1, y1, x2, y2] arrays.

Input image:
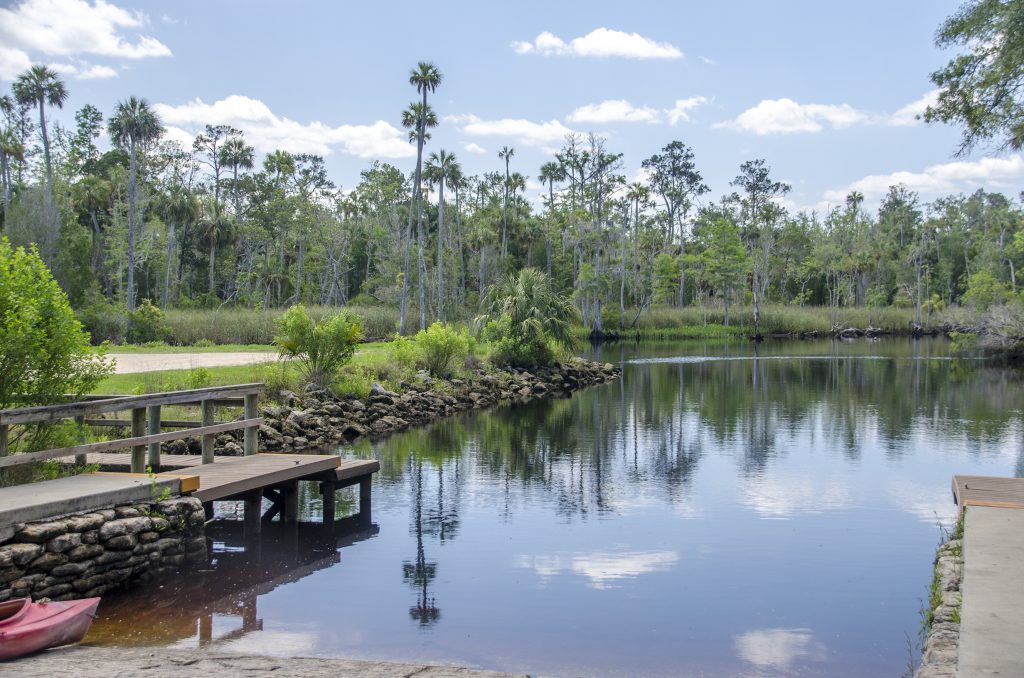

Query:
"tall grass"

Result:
[[608, 304, 925, 338], [163, 305, 400, 345]]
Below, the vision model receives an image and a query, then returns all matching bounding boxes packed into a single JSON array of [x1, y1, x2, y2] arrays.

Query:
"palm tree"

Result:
[[424, 149, 460, 321], [477, 268, 578, 365], [12, 66, 67, 210], [0, 127, 25, 229], [71, 174, 112, 274], [408, 62, 442, 331], [219, 136, 255, 222], [156, 184, 198, 307], [538, 161, 566, 277], [108, 96, 163, 310], [199, 200, 231, 296], [498, 146, 515, 258]]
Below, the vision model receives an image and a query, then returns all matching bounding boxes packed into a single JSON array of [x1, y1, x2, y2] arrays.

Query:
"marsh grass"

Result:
[[161, 305, 400, 345]]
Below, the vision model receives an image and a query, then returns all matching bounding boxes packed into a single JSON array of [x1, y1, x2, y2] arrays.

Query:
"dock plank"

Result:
[[952, 475, 1024, 515], [159, 453, 340, 503]]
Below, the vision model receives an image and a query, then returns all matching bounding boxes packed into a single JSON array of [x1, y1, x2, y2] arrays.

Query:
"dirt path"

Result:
[[109, 352, 277, 374], [14, 646, 524, 678]]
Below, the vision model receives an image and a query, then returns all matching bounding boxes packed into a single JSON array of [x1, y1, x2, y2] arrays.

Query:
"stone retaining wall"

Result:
[[155, 358, 620, 455], [0, 497, 206, 602], [915, 537, 963, 677]]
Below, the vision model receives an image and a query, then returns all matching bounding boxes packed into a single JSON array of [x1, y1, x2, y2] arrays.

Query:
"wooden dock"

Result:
[[952, 475, 1024, 515]]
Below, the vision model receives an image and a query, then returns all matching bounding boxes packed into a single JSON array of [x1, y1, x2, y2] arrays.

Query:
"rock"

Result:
[[63, 513, 104, 533], [14, 521, 66, 544], [0, 543, 44, 567], [223, 441, 244, 456], [28, 552, 68, 573], [46, 532, 82, 554], [259, 424, 283, 442], [292, 437, 309, 449], [114, 506, 141, 518], [369, 383, 388, 397], [67, 544, 104, 562], [106, 535, 139, 551], [99, 517, 153, 541], [50, 561, 89, 577]]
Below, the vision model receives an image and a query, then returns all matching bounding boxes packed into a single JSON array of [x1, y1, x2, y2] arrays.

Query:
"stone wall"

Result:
[[915, 537, 963, 677], [0, 497, 206, 602]]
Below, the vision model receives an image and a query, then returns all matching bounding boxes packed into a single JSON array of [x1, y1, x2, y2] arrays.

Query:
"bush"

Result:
[[0, 238, 113, 449], [77, 294, 128, 344], [274, 305, 363, 386], [127, 299, 169, 344], [415, 323, 471, 377], [388, 334, 420, 370], [490, 335, 554, 367]]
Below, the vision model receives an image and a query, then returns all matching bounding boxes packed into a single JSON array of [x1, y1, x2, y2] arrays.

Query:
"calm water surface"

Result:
[[89, 339, 1024, 677]]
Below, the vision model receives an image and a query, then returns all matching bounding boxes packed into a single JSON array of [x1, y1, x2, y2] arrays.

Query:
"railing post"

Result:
[[201, 399, 215, 464], [73, 415, 87, 465], [0, 424, 8, 457], [130, 407, 146, 473], [147, 405, 161, 470], [244, 392, 258, 456]]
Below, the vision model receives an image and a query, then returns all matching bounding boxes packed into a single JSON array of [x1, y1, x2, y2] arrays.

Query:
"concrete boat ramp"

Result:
[[951, 475, 1024, 676]]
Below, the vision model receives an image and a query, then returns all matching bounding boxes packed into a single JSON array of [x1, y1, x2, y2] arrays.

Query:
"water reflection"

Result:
[[86, 339, 1024, 677]]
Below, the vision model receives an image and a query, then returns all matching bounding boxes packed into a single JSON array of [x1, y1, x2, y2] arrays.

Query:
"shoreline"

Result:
[[13, 646, 525, 677]]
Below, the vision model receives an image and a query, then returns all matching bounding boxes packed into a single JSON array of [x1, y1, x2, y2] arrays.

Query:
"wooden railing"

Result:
[[0, 384, 264, 472]]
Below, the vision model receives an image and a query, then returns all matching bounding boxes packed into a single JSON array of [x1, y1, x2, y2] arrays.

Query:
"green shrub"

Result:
[[490, 334, 554, 367], [274, 305, 363, 386], [415, 322, 471, 377], [193, 338, 214, 348], [127, 299, 169, 344], [388, 334, 420, 370], [77, 294, 128, 344], [0, 238, 113, 451]]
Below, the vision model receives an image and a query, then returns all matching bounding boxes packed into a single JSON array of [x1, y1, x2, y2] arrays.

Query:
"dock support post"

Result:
[[73, 415, 87, 465], [0, 424, 6, 457], [147, 405, 161, 471], [130, 407, 146, 473], [283, 480, 298, 523], [359, 476, 372, 512], [243, 489, 262, 537], [201, 399, 215, 464], [243, 393, 258, 456], [320, 481, 336, 524]]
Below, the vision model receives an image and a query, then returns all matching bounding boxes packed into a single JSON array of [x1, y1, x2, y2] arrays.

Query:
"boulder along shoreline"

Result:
[[154, 358, 622, 456]]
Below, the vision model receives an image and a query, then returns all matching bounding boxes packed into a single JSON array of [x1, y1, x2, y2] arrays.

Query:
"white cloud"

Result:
[[153, 95, 414, 159], [822, 155, 1024, 202], [885, 89, 939, 127], [565, 96, 708, 126], [735, 628, 827, 670], [48, 61, 117, 79], [666, 96, 709, 125], [450, 113, 577, 147], [567, 99, 661, 124], [0, 0, 171, 80], [714, 98, 868, 135], [463, 142, 486, 154], [698, 55, 716, 65], [517, 550, 679, 589], [512, 28, 682, 59]]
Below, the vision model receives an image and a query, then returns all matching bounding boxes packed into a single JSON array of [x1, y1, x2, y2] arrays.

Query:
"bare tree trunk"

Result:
[[163, 222, 174, 308], [126, 140, 138, 310], [437, 179, 444, 322]]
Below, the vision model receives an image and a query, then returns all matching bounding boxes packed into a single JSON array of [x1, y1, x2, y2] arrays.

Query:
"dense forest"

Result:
[[0, 55, 1021, 342]]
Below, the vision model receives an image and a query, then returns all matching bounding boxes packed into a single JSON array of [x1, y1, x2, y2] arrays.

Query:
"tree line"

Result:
[[1, 55, 1021, 339]]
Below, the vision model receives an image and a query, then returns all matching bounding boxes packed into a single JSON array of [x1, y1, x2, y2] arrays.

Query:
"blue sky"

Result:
[[2, 0, 1020, 212]]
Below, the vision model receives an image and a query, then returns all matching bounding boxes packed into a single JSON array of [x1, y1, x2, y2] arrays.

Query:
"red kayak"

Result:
[[0, 597, 100, 660]]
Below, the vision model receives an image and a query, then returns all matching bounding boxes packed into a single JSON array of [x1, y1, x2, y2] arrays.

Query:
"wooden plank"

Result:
[[953, 475, 1024, 515], [0, 418, 262, 469], [243, 393, 258, 456], [85, 419, 203, 428], [147, 405, 161, 470], [0, 384, 264, 425], [160, 454, 339, 503], [0, 424, 7, 457]]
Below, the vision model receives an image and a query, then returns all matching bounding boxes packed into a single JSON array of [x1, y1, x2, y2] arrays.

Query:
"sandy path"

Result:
[[109, 352, 277, 374], [14, 646, 524, 677]]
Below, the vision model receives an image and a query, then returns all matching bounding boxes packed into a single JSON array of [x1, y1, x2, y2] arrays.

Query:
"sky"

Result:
[[1, 0, 1020, 214]]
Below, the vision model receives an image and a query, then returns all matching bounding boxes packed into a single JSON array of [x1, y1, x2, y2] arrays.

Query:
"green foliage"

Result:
[[414, 322, 472, 377], [477, 268, 577, 367], [76, 293, 128, 344], [652, 253, 681, 306], [963, 271, 1010, 310], [388, 334, 421, 370], [0, 238, 113, 451], [274, 305, 363, 385], [186, 366, 212, 389], [127, 299, 169, 343]]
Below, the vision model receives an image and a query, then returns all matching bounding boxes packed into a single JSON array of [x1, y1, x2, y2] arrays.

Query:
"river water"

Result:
[[87, 338, 1024, 676]]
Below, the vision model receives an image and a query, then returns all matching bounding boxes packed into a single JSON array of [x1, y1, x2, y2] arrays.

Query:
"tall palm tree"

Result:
[[424, 149, 460, 321], [198, 196, 231, 294], [12, 66, 67, 210], [156, 183, 198, 307], [538, 161, 566, 276], [71, 174, 112, 274], [219, 136, 254, 222], [408, 62, 442, 331], [108, 96, 163, 310], [399, 98, 439, 334], [498, 146, 515, 258]]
